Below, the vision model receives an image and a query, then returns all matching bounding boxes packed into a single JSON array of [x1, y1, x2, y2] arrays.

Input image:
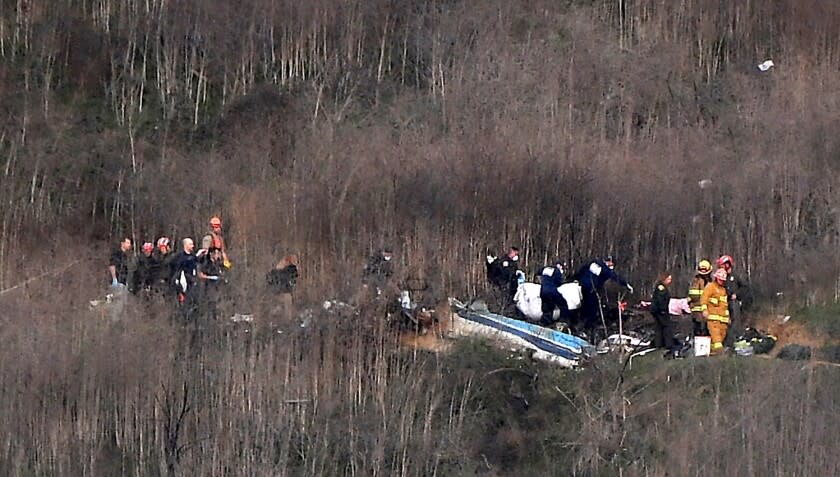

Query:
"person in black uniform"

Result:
[[362, 247, 395, 298], [108, 237, 133, 288], [133, 242, 157, 298], [267, 254, 299, 320], [718, 255, 750, 348], [651, 272, 675, 358], [485, 246, 520, 314], [198, 247, 224, 321], [172, 238, 199, 321]]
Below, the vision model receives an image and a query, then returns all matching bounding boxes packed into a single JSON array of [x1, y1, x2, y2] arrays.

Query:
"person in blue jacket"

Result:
[[576, 255, 633, 340], [539, 259, 568, 326]]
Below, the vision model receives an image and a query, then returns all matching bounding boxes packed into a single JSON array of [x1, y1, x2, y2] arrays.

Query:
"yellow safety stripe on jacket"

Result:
[[691, 305, 705, 312], [712, 342, 724, 350], [708, 313, 730, 324], [688, 289, 703, 310]]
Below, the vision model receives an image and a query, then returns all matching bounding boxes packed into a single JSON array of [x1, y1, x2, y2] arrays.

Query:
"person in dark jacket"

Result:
[[485, 246, 520, 314], [719, 255, 750, 347], [651, 273, 676, 358], [362, 248, 395, 297], [172, 238, 199, 320], [198, 247, 224, 321], [539, 259, 568, 326], [267, 254, 299, 320], [267, 254, 299, 294], [133, 242, 157, 298], [108, 237, 133, 288], [576, 255, 633, 341], [152, 236, 178, 298]]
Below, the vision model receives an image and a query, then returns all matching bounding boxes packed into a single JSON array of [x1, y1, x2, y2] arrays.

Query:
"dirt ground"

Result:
[[750, 314, 825, 357], [397, 304, 455, 353]]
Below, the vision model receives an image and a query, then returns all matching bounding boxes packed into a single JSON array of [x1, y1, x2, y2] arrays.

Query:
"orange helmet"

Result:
[[713, 268, 728, 282], [209, 216, 222, 228]]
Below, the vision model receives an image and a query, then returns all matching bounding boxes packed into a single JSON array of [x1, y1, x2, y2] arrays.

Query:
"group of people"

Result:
[[651, 255, 749, 356], [486, 248, 633, 337], [487, 247, 750, 356], [107, 216, 234, 320], [107, 215, 302, 322]]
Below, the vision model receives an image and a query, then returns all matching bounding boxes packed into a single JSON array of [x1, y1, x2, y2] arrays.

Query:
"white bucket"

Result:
[[694, 336, 711, 357]]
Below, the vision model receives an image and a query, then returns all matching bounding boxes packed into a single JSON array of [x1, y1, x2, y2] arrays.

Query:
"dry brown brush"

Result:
[[2, 1, 840, 473]]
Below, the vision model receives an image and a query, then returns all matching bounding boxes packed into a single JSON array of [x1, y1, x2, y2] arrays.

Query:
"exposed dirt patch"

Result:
[[752, 314, 826, 356], [397, 304, 455, 353]]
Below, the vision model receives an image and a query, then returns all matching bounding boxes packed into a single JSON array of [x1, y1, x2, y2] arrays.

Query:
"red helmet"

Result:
[[157, 237, 171, 249], [713, 268, 728, 282], [717, 255, 733, 267]]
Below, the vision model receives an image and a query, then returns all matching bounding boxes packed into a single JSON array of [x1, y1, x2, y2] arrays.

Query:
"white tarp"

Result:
[[514, 282, 583, 322]]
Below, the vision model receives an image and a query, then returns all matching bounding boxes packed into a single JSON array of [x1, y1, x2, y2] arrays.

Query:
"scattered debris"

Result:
[[758, 59, 775, 72], [230, 313, 254, 323], [777, 344, 812, 361]]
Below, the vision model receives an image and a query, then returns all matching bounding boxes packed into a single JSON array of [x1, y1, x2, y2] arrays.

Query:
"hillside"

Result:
[[1, 1, 840, 475]]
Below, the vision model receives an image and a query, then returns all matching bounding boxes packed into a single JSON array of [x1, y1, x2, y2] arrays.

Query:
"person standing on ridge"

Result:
[[173, 238, 199, 320], [701, 268, 730, 355], [201, 216, 231, 269], [687, 259, 713, 337], [486, 246, 521, 314], [133, 242, 157, 298], [152, 237, 177, 297], [651, 272, 676, 358], [198, 247, 225, 321], [362, 247, 395, 298], [108, 237, 133, 289], [575, 255, 633, 342], [267, 254, 300, 320], [718, 255, 749, 347]]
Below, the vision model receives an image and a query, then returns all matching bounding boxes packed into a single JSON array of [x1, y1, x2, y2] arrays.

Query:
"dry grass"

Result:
[[0, 259, 839, 475], [1, 1, 840, 474]]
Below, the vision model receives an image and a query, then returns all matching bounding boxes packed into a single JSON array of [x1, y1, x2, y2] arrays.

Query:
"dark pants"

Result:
[[540, 291, 569, 326], [724, 301, 742, 347], [177, 291, 199, 323], [580, 289, 601, 328], [203, 284, 221, 321], [490, 283, 517, 316], [691, 311, 709, 336], [654, 312, 675, 350], [578, 288, 604, 342]]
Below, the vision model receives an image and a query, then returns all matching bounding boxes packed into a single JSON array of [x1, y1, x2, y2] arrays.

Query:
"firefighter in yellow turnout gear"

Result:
[[701, 268, 730, 354], [687, 259, 712, 337]]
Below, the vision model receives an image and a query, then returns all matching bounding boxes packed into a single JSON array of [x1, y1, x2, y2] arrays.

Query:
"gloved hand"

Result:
[[626, 284, 634, 293], [207, 275, 219, 281], [223, 259, 232, 269], [486, 255, 497, 264], [111, 277, 119, 288]]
